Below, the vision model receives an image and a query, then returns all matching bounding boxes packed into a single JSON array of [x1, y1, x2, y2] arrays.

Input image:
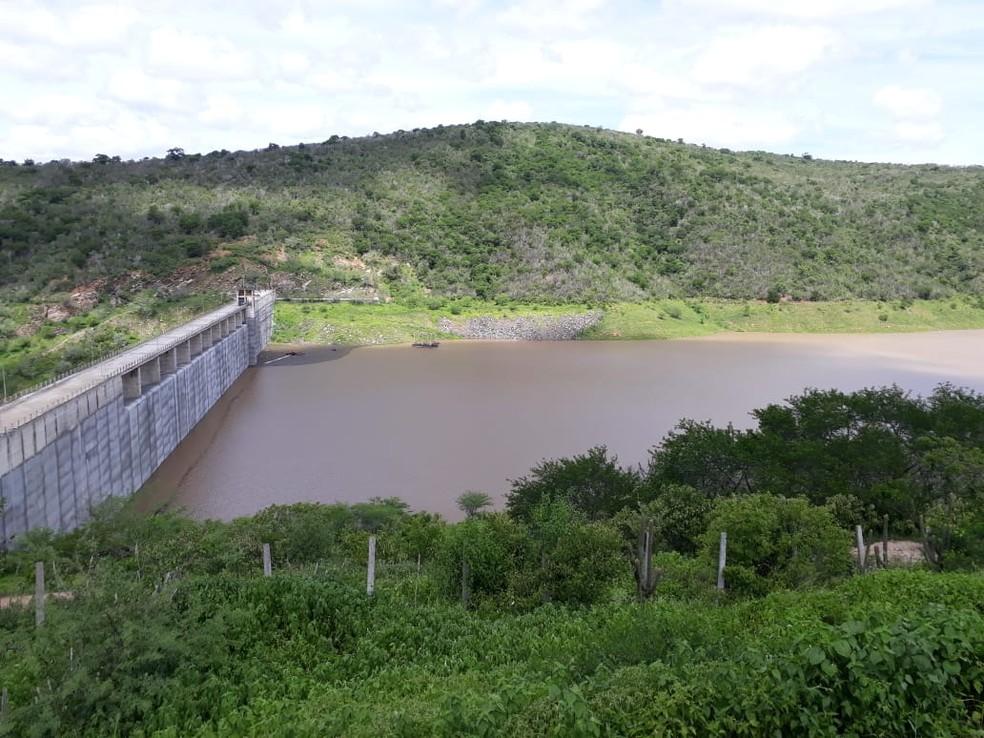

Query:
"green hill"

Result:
[[2, 121, 983, 304], [3, 122, 984, 396]]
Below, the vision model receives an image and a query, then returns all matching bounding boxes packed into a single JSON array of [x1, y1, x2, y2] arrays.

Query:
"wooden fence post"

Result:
[[1, 686, 8, 718], [34, 562, 45, 627], [262, 543, 272, 577], [855, 525, 866, 571], [716, 532, 727, 591], [637, 529, 656, 601], [366, 536, 376, 596], [641, 530, 650, 599], [882, 515, 889, 565]]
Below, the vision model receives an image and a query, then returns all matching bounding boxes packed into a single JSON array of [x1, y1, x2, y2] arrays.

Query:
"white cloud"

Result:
[[693, 25, 838, 87], [675, 0, 929, 19], [872, 85, 944, 146], [278, 52, 311, 77], [0, 2, 61, 43], [147, 27, 253, 80], [2, 111, 171, 161], [873, 85, 942, 119], [620, 104, 800, 149], [106, 69, 184, 109], [198, 94, 244, 127], [5, 94, 108, 126], [497, 0, 608, 32], [258, 104, 336, 140], [65, 4, 139, 47], [484, 99, 533, 121], [0, 0, 978, 163], [0, 2, 137, 48], [0, 40, 82, 79], [894, 120, 944, 143]]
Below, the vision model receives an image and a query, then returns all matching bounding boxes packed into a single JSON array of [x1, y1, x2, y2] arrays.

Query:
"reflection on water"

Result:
[[139, 330, 984, 520]]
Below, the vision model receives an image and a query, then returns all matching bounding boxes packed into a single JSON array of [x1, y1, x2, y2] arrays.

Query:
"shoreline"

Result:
[[272, 297, 984, 347], [266, 326, 984, 356]]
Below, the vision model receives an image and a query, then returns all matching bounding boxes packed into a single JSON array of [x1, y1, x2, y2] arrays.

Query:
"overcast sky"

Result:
[[2, 0, 982, 164]]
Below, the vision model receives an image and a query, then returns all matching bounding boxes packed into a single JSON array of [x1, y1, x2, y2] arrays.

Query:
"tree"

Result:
[[206, 204, 249, 239], [702, 495, 851, 594], [351, 496, 409, 531], [647, 421, 752, 499], [915, 437, 984, 570], [437, 513, 526, 605], [506, 446, 641, 522], [523, 500, 624, 605], [165, 147, 185, 160], [457, 491, 492, 518], [393, 511, 445, 562]]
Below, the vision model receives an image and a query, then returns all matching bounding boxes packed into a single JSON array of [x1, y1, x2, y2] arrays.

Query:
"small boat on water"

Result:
[[412, 341, 440, 348]]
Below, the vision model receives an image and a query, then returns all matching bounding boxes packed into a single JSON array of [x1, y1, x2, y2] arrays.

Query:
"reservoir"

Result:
[[140, 330, 984, 520]]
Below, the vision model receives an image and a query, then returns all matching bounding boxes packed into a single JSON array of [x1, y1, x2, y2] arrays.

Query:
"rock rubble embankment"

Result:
[[438, 311, 602, 340]]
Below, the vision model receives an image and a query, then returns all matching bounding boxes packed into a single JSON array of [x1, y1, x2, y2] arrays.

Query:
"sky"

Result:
[[1, 0, 983, 165]]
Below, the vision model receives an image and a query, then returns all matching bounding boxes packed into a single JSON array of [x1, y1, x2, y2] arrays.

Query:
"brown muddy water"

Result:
[[138, 331, 984, 521]]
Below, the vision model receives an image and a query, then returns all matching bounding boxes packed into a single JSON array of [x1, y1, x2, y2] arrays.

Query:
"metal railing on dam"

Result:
[[0, 290, 275, 546]]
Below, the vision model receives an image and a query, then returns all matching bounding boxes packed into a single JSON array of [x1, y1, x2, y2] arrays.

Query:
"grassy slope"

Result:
[[586, 296, 984, 340], [271, 297, 984, 345], [272, 300, 589, 344]]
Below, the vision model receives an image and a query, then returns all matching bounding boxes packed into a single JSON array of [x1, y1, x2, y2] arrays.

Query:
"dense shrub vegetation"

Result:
[[1, 384, 981, 735], [3, 122, 983, 305]]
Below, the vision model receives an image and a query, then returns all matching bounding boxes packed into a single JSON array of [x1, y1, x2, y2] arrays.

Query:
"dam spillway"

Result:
[[0, 290, 274, 546]]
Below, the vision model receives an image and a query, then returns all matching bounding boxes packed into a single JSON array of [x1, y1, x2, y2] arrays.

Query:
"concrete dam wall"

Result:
[[0, 290, 275, 546]]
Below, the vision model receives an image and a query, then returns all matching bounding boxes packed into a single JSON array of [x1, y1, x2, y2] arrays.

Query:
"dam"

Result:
[[0, 289, 274, 546]]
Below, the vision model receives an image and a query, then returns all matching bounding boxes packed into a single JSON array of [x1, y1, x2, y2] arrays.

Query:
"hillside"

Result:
[[2, 122, 983, 305]]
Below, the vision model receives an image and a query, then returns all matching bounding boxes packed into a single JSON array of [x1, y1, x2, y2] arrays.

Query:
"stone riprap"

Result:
[[438, 311, 602, 341], [0, 292, 274, 546]]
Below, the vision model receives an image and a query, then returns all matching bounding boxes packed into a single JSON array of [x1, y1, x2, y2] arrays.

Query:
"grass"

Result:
[[272, 297, 984, 346], [272, 300, 590, 345], [0, 292, 227, 396]]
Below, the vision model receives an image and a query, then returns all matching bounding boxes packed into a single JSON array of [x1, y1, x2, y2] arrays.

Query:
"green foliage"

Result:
[[917, 437, 984, 570], [506, 446, 641, 522], [648, 420, 750, 498], [703, 494, 853, 593], [647, 484, 713, 554], [4, 122, 984, 306], [520, 501, 625, 606], [0, 491, 982, 736], [456, 490, 493, 518], [824, 493, 878, 531], [206, 203, 250, 239], [437, 513, 526, 605], [649, 384, 984, 542]]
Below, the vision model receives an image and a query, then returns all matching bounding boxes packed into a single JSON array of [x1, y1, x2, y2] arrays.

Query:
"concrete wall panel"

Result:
[[0, 467, 27, 543], [2, 294, 271, 545]]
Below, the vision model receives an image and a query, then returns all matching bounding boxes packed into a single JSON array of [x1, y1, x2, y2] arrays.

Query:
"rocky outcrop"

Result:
[[438, 311, 602, 341]]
